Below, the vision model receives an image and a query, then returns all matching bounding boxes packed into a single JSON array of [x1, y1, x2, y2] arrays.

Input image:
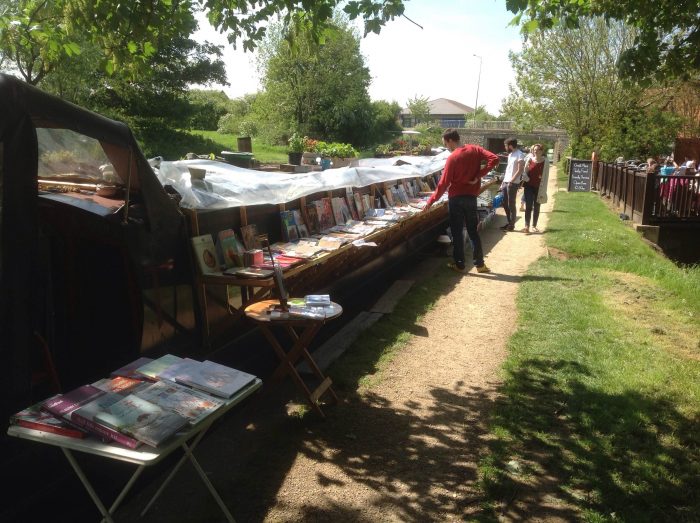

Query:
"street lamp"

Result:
[[473, 54, 482, 129]]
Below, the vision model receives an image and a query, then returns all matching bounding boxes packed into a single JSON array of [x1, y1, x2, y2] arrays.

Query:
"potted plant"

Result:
[[287, 133, 304, 165], [302, 136, 319, 165]]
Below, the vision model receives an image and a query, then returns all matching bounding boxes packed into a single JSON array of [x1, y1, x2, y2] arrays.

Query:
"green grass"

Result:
[[478, 190, 700, 522], [187, 130, 288, 163]]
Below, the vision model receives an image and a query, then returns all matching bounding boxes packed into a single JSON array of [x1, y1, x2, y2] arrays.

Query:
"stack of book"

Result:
[[8, 355, 259, 448]]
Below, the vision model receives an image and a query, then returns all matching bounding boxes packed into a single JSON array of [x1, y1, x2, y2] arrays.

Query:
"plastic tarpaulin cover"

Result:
[[153, 152, 448, 209]]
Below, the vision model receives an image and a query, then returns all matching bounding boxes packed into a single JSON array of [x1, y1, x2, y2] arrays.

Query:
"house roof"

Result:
[[401, 98, 474, 116]]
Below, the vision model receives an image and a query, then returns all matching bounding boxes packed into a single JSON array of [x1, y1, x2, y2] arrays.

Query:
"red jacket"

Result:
[[427, 144, 499, 206]]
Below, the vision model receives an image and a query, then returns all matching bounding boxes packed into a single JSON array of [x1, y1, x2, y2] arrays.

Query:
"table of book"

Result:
[[7, 378, 262, 523], [244, 299, 341, 418]]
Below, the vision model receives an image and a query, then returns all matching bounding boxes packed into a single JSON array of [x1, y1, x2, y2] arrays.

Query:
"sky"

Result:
[[193, 0, 523, 116]]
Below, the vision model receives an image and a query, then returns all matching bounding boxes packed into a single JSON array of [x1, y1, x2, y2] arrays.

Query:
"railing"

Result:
[[596, 162, 700, 224]]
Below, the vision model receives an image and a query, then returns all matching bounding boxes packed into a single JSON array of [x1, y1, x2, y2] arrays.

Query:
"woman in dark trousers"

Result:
[[521, 144, 550, 233]]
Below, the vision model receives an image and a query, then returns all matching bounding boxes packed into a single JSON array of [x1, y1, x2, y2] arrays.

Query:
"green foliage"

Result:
[[406, 94, 431, 125], [187, 90, 231, 131], [257, 15, 373, 147], [365, 100, 403, 144], [287, 132, 305, 152], [506, 0, 700, 84], [502, 18, 680, 161], [312, 140, 358, 158]]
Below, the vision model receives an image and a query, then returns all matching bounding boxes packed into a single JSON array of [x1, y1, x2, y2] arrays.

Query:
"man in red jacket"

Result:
[[423, 128, 499, 273]]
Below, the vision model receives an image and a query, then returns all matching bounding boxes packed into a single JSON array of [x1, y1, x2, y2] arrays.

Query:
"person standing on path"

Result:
[[500, 137, 526, 231], [423, 128, 500, 274], [521, 143, 550, 233]]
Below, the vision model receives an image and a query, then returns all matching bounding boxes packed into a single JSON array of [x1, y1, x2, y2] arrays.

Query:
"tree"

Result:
[[406, 95, 431, 126], [1, 0, 407, 78], [367, 100, 402, 144], [502, 17, 680, 160], [257, 15, 373, 145], [505, 0, 700, 83]]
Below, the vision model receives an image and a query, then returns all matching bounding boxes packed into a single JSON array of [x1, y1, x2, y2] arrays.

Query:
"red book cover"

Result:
[[42, 384, 105, 419]]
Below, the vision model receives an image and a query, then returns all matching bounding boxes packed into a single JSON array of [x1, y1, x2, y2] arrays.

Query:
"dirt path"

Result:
[[257, 171, 559, 522]]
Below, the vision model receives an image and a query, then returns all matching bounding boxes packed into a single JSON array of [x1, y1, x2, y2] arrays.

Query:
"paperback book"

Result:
[[293, 209, 310, 238], [92, 376, 146, 395], [71, 392, 142, 448], [135, 354, 183, 381], [134, 380, 224, 425], [10, 397, 86, 439], [314, 198, 335, 232], [305, 294, 331, 306], [95, 394, 189, 447], [191, 234, 219, 274], [240, 224, 260, 251], [174, 360, 257, 399], [217, 229, 245, 268], [110, 356, 154, 379], [353, 192, 364, 217], [42, 384, 105, 420], [280, 210, 299, 242], [305, 203, 321, 235]]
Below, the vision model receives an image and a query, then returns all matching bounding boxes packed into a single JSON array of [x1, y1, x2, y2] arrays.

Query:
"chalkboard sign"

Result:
[[568, 159, 592, 192]]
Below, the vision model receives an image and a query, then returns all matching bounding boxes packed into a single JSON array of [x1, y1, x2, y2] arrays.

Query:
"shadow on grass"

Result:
[[480, 358, 700, 522]]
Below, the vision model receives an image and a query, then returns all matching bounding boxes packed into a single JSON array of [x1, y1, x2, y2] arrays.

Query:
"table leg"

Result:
[[62, 447, 117, 523]]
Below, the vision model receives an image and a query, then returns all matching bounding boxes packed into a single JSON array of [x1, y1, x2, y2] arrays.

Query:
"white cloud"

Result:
[[193, 0, 522, 115]]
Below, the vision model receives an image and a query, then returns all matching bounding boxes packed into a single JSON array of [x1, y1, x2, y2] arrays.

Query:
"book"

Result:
[[293, 210, 310, 238], [174, 360, 257, 399], [345, 188, 359, 220], [338, 197, 353, 224], [362, 194, 373, 213], [317, 236, 345, 250], [10, 397, 86, 439], [95, 394, 189, 447], [280, 210, 299, 242], [288, 305, 328, 319], [217, 229, 245, 268], [384, 187, 395, 207], [314, 198, 335, 232], [305, 203, 321, 235], [111, 356, 154, 379], [330, 197, 345, 227], [305, 294, 331, 306], [135, 354, 183, 380], [71, 392, 142, 448], [191, 234, 219, 274], [224, 267, 275, 278], [42, 384, 105, 420], [92, 376, 145, 395], [240, 224, 259, 251], [353, 192, 364, 216], [134, 380, 224, 425]]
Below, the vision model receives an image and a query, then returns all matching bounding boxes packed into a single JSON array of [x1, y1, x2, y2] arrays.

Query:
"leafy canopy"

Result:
[[505, 0, 700, 83]]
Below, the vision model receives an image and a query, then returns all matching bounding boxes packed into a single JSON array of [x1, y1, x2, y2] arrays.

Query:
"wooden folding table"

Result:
[[7, 379, 262, 523], [244, 299, 341, 418]]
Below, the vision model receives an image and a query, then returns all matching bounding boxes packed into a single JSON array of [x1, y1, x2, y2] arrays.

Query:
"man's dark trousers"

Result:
[[448, 194, 484, 269]]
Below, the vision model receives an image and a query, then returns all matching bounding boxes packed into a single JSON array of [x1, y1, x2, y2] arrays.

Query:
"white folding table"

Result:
[[7, 378, 262, 523]]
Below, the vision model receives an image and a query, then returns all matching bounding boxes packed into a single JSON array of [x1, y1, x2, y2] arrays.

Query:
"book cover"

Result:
[[71, 392, 142, 448], [305, 203, 321, 235], [217, 229, 245, 268], [292, 210, 310, 238], [175, 360, 257, 399], [384, 187, 395, 207], [305, 294, 331, 306], [191, 234, 219, 274], [134, 380, 224, 425], [157, 357, 201, 382], [315, 198, 335, 232], [317, 236, 345, 250], [135, 354, 183, 380], [280, 211, 299, 242], [42, 384, 105, 420], [338, 197, 353, 224], [110, 356, 154, 379], [362, 194, 373, 213], [95, 394, 189, 447], [10, 397, 86, 439], [240, 224, 259, 251], [92, 376, 145, 395], [353, 192, 364, 217], [224, 267, 275, 278], [345, 188, 359, 220], [330, 197, 345, 227]]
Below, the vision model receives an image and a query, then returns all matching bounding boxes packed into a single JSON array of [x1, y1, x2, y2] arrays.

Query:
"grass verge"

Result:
[[187, 130, 287, 163], [477, 191, 700, 522]]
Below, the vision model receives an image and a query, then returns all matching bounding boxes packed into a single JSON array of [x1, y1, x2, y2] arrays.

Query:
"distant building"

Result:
[[400, 98, 474, 128]]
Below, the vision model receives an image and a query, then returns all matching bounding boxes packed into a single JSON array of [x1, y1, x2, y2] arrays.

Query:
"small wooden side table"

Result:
[[244, 299, 341, 418]]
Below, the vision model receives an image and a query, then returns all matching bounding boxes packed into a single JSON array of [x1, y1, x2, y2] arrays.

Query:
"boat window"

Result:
[[37, 128, 116, 186]]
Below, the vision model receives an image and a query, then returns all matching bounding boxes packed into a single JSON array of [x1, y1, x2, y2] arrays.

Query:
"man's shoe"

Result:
[[447, 262, 466, 274], [475, 264, 491, 274], [499, 223, 511, 231]]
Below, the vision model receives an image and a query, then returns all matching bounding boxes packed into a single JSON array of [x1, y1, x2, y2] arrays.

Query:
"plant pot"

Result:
[[331, 157, 352, 168], [237, 136, 252, 152], [320, 158, 332, 170], [288, 152, 303, 165], [302, 151, 317, 165]]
